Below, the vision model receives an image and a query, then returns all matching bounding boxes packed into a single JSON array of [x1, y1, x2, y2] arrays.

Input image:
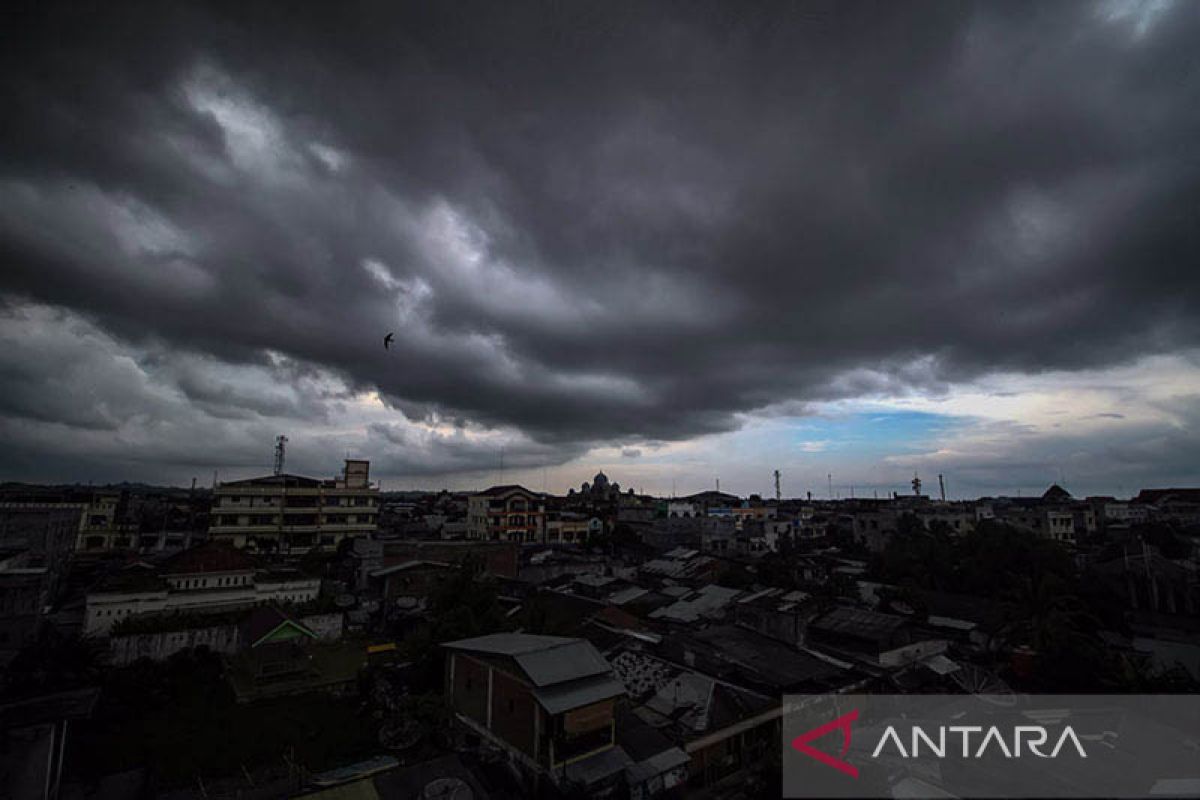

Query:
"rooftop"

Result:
[[811, 606, 907, 642], [161, 542, 256, 575], [442, 633, 612, 687], [474, 484, 537, 497]]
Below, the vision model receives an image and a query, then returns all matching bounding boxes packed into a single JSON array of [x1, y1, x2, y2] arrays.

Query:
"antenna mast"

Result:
[[774, 469, 781, 502], [273, 435, 288, 476], [939, 473, 946, 502]]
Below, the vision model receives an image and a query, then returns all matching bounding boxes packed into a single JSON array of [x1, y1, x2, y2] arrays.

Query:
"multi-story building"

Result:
[[76, 491, 127, 550], [443, 633, 628, 793], [545, 511, 596, 545], [1101, 502, 1151, 527], [466, 485, 546, 544], [996, 505, 1077, 542], [1136, 488, 1200, 527], [0, 503, 84, 663], [209, 459, 378, 553], [84, 542, 319, 636]]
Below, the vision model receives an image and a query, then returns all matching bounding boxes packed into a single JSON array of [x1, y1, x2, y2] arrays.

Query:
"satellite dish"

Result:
[[423, 778, 473, 800]]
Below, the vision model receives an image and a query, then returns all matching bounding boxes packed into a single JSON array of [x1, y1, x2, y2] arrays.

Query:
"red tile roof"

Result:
[[160, 542, 256, 575]]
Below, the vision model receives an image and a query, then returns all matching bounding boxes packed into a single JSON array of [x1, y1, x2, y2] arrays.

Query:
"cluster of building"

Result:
[[3, 455, 1199, 798]]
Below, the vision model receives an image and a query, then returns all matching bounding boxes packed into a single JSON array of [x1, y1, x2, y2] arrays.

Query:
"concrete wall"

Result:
[[449, 652, 490, 726], [300, 612, 343, 641], [490, 666, 537, 759], [109, 624, 240, 665], [108, 611, 342, 665]]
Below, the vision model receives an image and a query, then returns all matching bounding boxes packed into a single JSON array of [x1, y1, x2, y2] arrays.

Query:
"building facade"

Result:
[[0, 503, 83, 662], [466, 486, 546, 544], [209, 459, 379, 553], [84, 543, 320, 636], [443, 633, 628, 792]]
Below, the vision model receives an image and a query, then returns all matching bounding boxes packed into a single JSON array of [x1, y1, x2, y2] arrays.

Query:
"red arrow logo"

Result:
[[790, 708, 860, 778]]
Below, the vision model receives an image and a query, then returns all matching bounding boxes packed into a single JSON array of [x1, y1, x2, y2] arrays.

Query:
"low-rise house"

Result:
[[545, 511, 594, 545], [638, 550, 719, 584], [226, 606, 362, 703], [648, 584, 743, 625], [368, 559, 453, 604], [808, 605, 911, 659], [734, 587, 817, 646], [442, 633, 628, 794], [0, 503, 82, 662], [610, 647, 777, 791], [383, 539, 519, 578]]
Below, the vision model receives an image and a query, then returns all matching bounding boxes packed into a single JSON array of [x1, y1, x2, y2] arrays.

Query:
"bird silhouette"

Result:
[[383, 332, 394, 349]]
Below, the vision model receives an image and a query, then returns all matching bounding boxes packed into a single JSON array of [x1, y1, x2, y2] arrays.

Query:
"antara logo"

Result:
[[872, 725, 1088, 759], [791, 710, 1088, 779], [791, 709, 861, 778]]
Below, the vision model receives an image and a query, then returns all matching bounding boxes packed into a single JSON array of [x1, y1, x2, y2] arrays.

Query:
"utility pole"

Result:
[[939, 473, 946, 502], [774, 470, 781, 502]]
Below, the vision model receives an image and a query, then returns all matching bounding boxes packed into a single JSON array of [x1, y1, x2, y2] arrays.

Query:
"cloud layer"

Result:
[[1, 2, 1198, 491]]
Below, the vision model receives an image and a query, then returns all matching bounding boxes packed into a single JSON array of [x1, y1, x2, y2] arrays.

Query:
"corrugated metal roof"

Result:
[[922, 654, 961, 675], [367, 560, 450, 578], [607, 586, 649, 606], [564, 745, 632, 785], [517, 641, 611, 686], [533, 674, 625, 714], [649, 584, 741, 623], [443, 633, 611, 686], [812, 606, 906, 639], [626, 747, 691, 784], [443, 632, 576, 656]]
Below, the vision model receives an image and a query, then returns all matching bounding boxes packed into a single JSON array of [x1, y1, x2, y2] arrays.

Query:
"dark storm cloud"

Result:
[[1, 1, 1199, 477]]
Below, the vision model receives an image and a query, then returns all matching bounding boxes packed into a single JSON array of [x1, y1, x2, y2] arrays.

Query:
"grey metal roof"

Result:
[[626, 747, 691, 784], [563, 745, 632, 786], [649, 584, 742, 623], [532, 674, 625, 714], [368, 559, 450, 578], [517, 641, 611, 686], [442, 633, 612, 686], [812, 606, 906, 640], [607, 586, 649, 606], [443, 632, 576, 656]]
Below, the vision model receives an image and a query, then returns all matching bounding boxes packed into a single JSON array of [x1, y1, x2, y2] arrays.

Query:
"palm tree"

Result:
[[995, 572, 1106, 687]]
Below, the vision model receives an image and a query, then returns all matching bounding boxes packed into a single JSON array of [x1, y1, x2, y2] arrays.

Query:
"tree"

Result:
[[2, 629, 104, 699]]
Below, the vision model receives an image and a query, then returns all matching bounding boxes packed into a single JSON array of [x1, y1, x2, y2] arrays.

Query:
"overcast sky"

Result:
[[2, 1, 1198, 498]]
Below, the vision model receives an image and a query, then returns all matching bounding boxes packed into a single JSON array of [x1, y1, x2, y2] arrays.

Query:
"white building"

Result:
[[84, 543, 319, 636], [667, 501, 700, 518]]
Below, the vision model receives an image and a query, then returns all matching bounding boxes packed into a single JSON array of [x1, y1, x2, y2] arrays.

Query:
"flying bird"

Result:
[[383, 332, 394, 349]]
